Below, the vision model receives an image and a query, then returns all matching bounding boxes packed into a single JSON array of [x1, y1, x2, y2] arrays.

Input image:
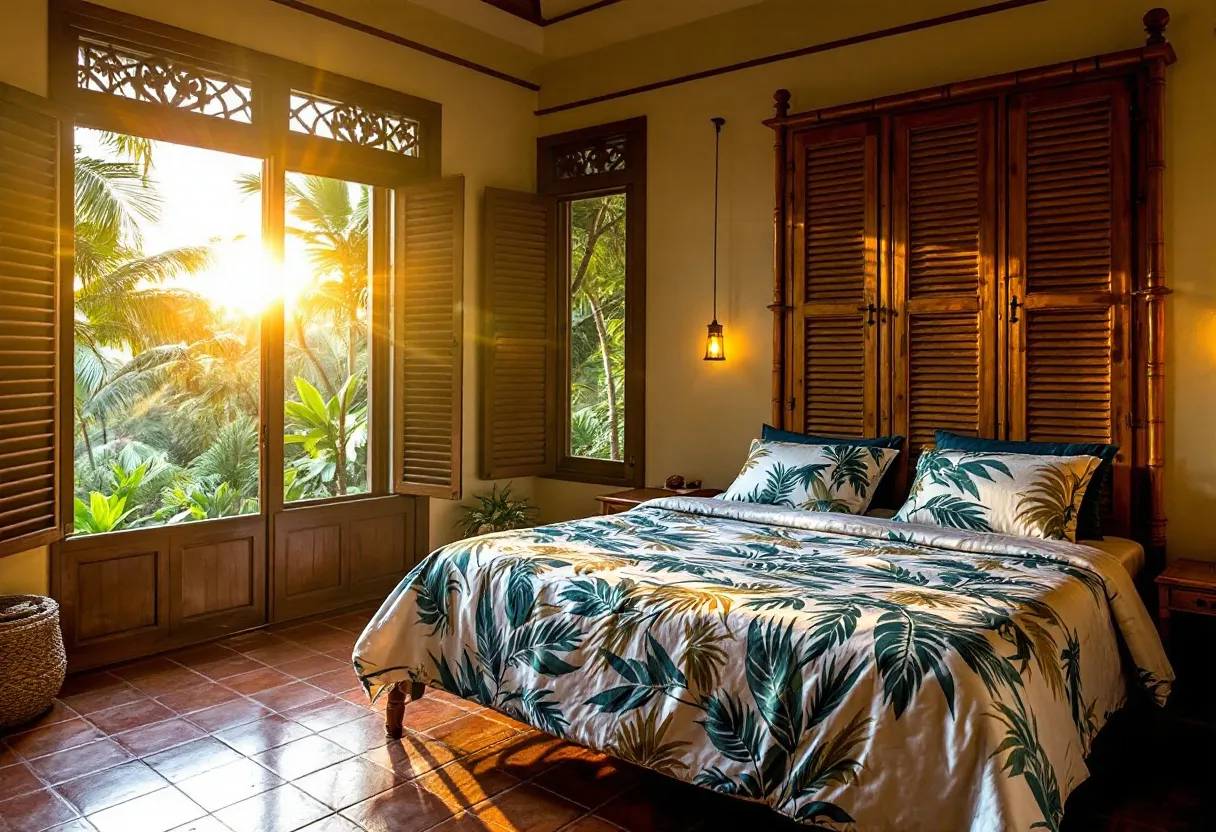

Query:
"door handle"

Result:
[[1009, 295, 1022, 324], [856, 303, 877, 326]]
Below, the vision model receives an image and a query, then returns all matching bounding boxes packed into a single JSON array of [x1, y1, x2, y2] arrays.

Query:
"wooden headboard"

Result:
[[764, 9, 1175, 567]]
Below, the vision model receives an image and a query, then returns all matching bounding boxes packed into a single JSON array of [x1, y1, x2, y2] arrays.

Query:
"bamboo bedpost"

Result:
[[1141, 8, 1172, 560], [770, 89, 791, 428], [384, 681, 426, 739]]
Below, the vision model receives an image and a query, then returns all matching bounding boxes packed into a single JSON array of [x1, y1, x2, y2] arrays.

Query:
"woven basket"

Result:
[[0, 595, 67, 730]]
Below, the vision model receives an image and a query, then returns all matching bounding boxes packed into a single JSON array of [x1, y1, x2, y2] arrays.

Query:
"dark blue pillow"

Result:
[[762, 425, 905, 450], [933, 430, 1117, 540]]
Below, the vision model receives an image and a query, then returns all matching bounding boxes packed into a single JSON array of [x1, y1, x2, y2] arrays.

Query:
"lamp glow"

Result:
[[705, 320, 725, 361]]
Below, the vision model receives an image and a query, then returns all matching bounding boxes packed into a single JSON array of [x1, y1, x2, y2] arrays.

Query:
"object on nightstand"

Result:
[[596, 486, 723, 515], [1155, 559, 1216, 649]]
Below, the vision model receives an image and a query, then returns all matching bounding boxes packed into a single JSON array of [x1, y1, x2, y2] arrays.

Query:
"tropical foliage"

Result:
[[568, 195, 626, 460], [355, 499, 1171, 830], [71, 129, 372, 534], [458, 483, 537, 538]]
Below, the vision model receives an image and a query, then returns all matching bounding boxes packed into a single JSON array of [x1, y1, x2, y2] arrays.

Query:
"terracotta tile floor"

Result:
[[2, 605, 1213, 832]]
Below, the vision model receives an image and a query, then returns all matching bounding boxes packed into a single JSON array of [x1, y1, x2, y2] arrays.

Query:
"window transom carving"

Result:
[[554, 134, 627, 180], [288, 92, 420, 157], [77, 40, 253, 122]]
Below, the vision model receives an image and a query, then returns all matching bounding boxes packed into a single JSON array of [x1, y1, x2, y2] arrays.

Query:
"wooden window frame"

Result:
[[47, 0, 445, 532], [538, 118, 646, 488]]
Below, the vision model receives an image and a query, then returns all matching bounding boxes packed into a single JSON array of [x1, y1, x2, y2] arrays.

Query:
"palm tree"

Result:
[[569, 195, 627, 460], [237, 172, 369, 386]]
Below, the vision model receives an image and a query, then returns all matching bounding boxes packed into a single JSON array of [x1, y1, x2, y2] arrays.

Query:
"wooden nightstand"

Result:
[[596, 487, 723, 515], [1155, 559, 1216, 648]]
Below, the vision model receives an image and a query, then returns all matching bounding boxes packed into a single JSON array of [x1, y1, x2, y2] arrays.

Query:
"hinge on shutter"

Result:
[[787, 396, 795, 412], [1009, 296, 1022, 324], [1126, 413, 1146, 429], [62, 522, 74, 537]]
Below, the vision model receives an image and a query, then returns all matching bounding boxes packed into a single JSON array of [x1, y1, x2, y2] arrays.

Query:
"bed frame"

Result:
[[384, 8, 1175, 740]]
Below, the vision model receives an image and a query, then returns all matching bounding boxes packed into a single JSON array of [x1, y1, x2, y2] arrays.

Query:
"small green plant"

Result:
[[459, 483, 537, 538], [73, 491, 135, 535]]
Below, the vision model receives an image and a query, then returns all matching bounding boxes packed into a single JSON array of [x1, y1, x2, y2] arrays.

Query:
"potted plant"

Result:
[[459, 482, 538, 538]]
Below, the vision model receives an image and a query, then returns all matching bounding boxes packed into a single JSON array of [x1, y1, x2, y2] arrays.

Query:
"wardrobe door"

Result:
[[1008, 80, 1133, 534], [891, 102, 998, 454], [789, 122, 880, 437]]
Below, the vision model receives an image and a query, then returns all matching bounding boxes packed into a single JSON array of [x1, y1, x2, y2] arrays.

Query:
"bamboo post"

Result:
[[769, 89, 792, 428]]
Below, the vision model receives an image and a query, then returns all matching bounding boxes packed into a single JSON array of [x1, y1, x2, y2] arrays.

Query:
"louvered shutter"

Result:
[[1008, 80, 1133, 533], [480, 188, 557, 479], [393, 176, 464, 499], [891, 102, 998, 453], [0, 84, 69, 555], [789, 123, 879, 436]]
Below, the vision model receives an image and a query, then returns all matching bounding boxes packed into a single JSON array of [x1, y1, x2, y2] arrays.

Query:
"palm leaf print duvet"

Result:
[[353, 497, 1172, 831]]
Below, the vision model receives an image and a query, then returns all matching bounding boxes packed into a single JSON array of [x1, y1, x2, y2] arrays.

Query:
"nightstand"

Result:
[[596, 487, 723, 515], [1155, 559, 1216, 648]]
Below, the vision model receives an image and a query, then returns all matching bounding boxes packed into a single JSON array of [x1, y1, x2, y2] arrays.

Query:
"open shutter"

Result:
[[0, 83, 70, 556], [1008, 80, 1133, 534], [789, 122, 880, 436], [480, 188, 557, 479], [393, 176, 464, 499], [891, 101, 998, 452]]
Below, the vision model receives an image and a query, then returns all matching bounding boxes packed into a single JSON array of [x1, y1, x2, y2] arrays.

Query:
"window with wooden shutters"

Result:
[[1008, 80, 1133, 533], [480, 188, 558, 479], [789, 122, 879, 437], [0, 83, 70, 557], [891, 102, 998, 451], [393, 177, 464, 499]]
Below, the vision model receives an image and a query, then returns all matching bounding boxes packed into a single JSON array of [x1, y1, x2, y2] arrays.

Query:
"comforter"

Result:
[[353, 498, 1172, 831]]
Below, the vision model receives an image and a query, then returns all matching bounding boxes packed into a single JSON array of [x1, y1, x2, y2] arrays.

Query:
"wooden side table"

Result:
[[1155, 559, 1216, 648], [596, 487, 723, 516]]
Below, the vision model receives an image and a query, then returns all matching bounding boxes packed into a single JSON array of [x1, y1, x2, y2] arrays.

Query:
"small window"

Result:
[[542, 118, 646, 487]]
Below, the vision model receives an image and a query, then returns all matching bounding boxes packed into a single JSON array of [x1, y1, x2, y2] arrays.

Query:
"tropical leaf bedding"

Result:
[[353, 497, 1172, 831]]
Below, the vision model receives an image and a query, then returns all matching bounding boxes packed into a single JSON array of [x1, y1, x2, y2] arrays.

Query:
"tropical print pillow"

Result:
[[893, 449, 1102, 542], [721, 439, 898, 514]]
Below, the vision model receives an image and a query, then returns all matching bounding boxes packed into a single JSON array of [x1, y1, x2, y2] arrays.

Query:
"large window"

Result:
[[72, 129, 263, 533], [281, 173, 371, 502]]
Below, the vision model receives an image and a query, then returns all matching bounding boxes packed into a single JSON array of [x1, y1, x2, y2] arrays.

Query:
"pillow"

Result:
[[762, 424, 905, 450], [892, 449, 1102, 542], [934, 430, 1118, 540], [722, 439, 898, 515]]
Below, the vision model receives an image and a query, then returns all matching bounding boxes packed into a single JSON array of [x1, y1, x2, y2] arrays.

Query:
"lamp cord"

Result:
[[712, 117, 723, 322]]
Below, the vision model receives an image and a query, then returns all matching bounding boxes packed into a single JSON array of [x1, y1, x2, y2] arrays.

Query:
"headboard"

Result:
[[763, 9, 1175, 568]]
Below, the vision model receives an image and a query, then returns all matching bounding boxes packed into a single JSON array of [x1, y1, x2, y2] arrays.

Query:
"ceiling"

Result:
[[475, 0, 622, 26]]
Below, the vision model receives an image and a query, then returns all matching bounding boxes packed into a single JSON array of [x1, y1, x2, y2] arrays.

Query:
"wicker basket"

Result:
[[0, 595, 67, 730]]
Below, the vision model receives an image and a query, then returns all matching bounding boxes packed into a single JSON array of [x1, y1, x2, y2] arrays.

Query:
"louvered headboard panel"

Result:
[[768, 17, 1173, 554]]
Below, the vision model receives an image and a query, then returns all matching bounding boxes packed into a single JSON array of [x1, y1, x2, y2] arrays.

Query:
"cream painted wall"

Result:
[[0, 0, 540, 594], [534, 0, 1216, 560]]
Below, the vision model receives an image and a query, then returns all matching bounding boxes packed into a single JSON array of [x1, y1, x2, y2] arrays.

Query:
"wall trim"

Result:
[[265, 0, 542, 92], [534, 0, 1052, 116]]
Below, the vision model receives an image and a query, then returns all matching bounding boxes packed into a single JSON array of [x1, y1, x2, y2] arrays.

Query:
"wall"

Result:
[[534, 0, 1216, 560], [0, 0, 540, 594]]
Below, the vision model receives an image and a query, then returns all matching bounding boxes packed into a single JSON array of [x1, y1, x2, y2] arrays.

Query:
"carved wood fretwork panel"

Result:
[[77, 39, 253, 122], [288, 92, 420, 156], [554, 133, 627, 179]]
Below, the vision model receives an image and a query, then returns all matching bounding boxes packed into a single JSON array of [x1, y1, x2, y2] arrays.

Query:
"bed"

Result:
[[353, 496, 1171, 831]]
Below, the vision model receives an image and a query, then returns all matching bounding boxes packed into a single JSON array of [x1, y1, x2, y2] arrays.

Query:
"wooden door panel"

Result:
[[283, 524, 343, 597], [272, 495, 417, 622], [1008, 79, 1132, 534], [169, 517, 265, 636], [892, 101, 998, 456], [790, 122, 880, 437], [350, 512, 408, 587], [76, 551, 160, 640]]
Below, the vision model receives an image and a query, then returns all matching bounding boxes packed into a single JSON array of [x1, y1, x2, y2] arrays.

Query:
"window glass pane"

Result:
[[72, 128, 263, 534], [567, 194, 626, 461], [282, 173, 371, 502]]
